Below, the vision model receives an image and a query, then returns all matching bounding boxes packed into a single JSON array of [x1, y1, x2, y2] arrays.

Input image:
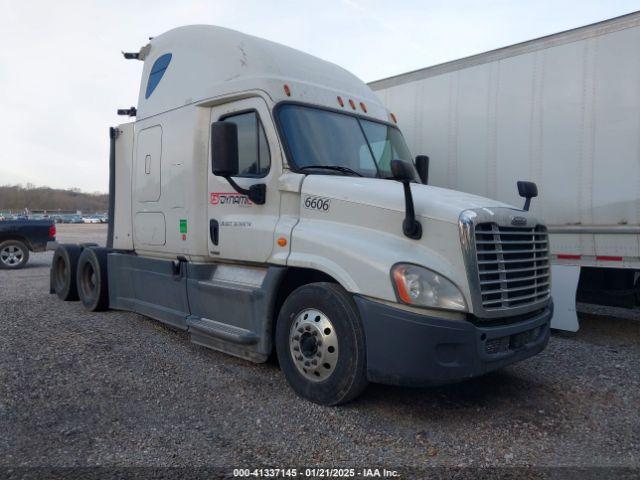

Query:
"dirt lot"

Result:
[[1, 224, 639, 475]]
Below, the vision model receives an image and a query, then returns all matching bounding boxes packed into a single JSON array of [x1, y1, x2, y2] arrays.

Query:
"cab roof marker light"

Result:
[[360, 102, 367, 113], [348, 99, 356, 110], [390, 112, 398, 123], [283, 84, 291, 97], [337, 96, 344, 107]]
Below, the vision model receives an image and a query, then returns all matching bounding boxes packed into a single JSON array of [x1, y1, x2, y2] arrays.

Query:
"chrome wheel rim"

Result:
[[289, 308, 338, 382], [0, 245, 24, 266]]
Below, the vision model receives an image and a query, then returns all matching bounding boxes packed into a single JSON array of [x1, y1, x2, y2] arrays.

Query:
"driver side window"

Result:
[[221, 111, 271, 178]]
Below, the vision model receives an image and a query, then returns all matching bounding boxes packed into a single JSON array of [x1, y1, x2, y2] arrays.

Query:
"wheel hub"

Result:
[[289, 308, 338, 382], [1, 246, 23, 266], [80, 263, 97, 297], [299, 332, 318, 357]]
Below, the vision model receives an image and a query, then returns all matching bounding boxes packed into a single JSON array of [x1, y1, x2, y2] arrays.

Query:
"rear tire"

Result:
[[275, 282, 368, 406], [0, 240, 29, 269], [51, 244, 81, 300], [76, 247, 109, 311]]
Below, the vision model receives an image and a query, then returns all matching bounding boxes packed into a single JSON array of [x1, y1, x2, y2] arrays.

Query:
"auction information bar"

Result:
[[234, 468, 399, 478]]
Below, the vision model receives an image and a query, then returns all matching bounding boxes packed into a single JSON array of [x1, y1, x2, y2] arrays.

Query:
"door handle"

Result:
[[210, 219, 219, 245]]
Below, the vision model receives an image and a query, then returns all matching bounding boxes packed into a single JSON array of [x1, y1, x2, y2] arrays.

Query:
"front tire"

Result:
[[0, 240, 29, 269], [275, 282, 368, 405]]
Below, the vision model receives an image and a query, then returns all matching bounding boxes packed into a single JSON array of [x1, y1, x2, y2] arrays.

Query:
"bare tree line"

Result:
[[0, 184, 108, 213]]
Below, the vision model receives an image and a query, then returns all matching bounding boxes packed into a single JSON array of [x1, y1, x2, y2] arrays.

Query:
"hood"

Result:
[[301, 176, 515, 224]]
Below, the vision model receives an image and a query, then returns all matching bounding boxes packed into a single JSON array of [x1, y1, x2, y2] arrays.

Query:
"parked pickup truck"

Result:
[[0, 220, 56, 269]]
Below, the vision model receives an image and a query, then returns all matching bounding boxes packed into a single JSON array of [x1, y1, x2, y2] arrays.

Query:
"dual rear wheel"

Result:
[[50, 244, 109, 311]]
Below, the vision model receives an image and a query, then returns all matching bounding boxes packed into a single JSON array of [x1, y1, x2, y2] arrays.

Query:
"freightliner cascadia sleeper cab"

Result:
[[50, 26, 553, 405]]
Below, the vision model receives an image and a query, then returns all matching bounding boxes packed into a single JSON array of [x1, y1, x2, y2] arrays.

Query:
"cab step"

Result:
[[187, 315, 259, 346]]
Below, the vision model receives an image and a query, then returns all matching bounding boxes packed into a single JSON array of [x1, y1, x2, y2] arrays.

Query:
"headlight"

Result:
[[391, 264, 467, 312]]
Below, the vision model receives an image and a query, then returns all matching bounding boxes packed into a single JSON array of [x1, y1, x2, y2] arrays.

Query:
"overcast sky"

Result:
[[1, 0, 638, 192]]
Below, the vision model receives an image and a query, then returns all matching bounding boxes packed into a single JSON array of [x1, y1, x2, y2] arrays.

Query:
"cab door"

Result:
[[208, 97, 281, 262]]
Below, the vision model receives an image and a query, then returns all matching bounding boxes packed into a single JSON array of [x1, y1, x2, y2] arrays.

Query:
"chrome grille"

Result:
[[474, 223, 550, 311]]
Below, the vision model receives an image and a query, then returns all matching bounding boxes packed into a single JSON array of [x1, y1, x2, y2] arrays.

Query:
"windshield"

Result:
[[277, 104, 417, 179]]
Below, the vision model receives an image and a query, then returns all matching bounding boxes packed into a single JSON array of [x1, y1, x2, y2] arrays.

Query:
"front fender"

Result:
[[287, 212, 469, 304]]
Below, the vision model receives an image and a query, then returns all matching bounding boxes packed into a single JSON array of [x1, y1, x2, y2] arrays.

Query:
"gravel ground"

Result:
[[1, 224, 639, 475]]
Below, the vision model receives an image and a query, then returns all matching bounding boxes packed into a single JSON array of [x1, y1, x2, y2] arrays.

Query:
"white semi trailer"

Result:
[[370, 11, 640, 332], [50, 26, 553, 405]]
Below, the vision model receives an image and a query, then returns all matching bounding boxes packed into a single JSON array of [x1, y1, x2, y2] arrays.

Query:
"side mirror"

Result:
[[211, 121, 239, 176], [390, 160, 422, 240], [390, 159, 415, 181], [415, 155, 429, 184], [517, 181, 538, 211], [210, 121, 266, 205]]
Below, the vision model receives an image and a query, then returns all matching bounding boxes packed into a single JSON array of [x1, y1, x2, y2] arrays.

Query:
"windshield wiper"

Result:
[[299, 165, 363, 177]]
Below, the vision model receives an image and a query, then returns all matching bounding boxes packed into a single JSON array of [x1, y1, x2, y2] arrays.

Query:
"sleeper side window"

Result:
[[221, 111, 271, 177], [145, 53, 172, 99]]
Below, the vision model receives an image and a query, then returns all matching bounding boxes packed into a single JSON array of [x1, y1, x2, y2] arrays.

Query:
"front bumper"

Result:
[[355, 296, 552, 387]]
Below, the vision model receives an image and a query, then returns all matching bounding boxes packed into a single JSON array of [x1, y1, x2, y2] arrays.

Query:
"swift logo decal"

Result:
[[210, 192, 253, 206]]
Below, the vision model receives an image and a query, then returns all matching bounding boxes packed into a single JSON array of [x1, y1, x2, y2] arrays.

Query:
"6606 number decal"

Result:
[[303, 196, 331, 212]]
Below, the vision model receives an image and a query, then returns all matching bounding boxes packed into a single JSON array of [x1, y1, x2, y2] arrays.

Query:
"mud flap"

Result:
[[550, 264, 580, 332]]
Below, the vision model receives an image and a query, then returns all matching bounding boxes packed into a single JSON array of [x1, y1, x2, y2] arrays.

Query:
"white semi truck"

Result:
[[50, 26, 553, 405], [370, 11, 640, 332]]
